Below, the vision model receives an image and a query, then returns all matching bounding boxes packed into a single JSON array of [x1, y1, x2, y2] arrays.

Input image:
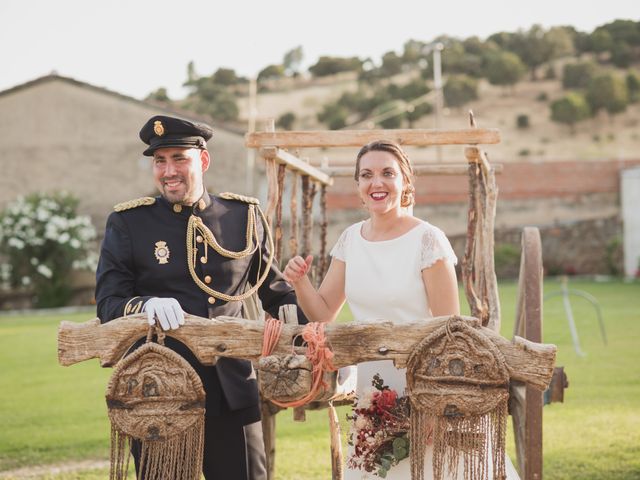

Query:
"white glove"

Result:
[[143, 297, 185, 331]]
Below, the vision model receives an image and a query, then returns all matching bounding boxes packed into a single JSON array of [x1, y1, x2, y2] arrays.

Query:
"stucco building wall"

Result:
[[0, 75, 248, 231]]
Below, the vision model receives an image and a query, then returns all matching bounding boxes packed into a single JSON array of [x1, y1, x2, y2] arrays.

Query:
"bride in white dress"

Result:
[[284, 140, 520, 479]]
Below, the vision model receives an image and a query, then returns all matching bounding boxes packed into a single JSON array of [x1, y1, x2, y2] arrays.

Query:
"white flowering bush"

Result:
[[0, 192, 98, 307]]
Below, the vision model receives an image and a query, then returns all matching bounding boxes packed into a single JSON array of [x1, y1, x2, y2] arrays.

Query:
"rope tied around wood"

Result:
[[259, 319, 337, 408]]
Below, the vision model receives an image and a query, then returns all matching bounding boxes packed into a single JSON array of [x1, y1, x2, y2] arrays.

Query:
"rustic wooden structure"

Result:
[[58, 120, 555, 479]]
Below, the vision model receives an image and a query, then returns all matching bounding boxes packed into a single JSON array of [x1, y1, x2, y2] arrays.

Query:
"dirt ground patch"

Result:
[[0, 460, 109, 479]]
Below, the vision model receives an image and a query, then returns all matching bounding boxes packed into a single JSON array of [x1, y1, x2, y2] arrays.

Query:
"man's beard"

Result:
[[160, 176, 192, 204]]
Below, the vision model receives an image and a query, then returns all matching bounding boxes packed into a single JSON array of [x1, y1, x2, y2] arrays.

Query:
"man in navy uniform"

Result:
[[96, 115, 303, 479]]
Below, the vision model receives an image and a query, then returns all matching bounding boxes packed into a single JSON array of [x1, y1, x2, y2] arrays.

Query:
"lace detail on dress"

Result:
[[420, 226, 458, 270], [330, 227, 350, 261]]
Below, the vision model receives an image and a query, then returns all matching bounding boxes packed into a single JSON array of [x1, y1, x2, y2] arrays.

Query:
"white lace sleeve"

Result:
[[420, 226, 458, 270], [330, 227, 349, 262]]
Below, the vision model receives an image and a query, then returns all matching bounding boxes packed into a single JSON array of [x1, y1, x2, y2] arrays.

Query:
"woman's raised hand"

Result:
[[283, 255, 313, 284]]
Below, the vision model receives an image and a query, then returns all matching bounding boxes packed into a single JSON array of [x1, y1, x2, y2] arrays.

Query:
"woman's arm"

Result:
[[422, 259, 460, 317], [284, 255, 346, 323]]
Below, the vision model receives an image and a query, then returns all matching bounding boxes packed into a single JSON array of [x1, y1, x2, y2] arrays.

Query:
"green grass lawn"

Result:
[[0, 278, 638, 479]]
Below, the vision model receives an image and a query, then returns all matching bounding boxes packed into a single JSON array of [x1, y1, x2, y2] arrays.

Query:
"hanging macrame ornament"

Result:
[[105, 333, 206, 480], [407, 317, 509, 480]]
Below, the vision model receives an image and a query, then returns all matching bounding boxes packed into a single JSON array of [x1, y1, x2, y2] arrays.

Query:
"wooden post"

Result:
[[318, 185, 328, 286], [328, 403, 344, 480], [274, 163, 286, 265], [261, 400, 280, 480], [512, 227, 544, 480], [289, 172, 299, 258]]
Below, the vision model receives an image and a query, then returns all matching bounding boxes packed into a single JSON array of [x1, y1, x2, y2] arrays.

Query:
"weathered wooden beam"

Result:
[[58, 315, 556, 391], [246, 128, 501, 149], [261, 147, 333, 186], [323, 163, 503, 177]]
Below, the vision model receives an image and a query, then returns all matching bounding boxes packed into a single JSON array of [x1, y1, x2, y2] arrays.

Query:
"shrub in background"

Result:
[[494, 243, 521, 278], [0, 192, 98, 308]]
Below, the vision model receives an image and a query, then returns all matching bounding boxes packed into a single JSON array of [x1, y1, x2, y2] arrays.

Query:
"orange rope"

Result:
[[261, 320, 337, 408], [262, 317, 284, 357]]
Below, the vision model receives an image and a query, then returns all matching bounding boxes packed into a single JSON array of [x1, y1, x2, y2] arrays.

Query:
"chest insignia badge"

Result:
[[154, 241, 170, 264]]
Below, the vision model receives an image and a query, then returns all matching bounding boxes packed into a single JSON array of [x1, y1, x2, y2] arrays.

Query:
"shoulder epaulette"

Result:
[[113, 197, 156, 212], [218, 192, 260, 205]]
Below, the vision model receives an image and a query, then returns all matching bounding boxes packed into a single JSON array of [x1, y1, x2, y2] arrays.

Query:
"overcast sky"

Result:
[[1, 0, 637, 100]]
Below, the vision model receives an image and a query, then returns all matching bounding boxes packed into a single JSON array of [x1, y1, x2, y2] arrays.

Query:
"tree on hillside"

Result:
[[546, 26, 576, 59], [146, 87, 170, 103], [611, 41, 634, 68], [371, 101, 405, 129], [443, 75, 478, 108], [597, 19, 640, 47], [626, 70, 640, 102], [514, 26, 555, 80], [276, 112, 296, 130], [487, 31, 516, 50], [308, 56, 363, 77], [562, 61, 599, 89], [212, 68, 246, 86], [550, 92, 591, 133], [485, 51, 526, 89], [317, 103, 349, 130], [283, 46, 304, 76], [184, 77, 239, 122], [586, 73, 629, 115], [380, 51, 403, 76], [402, 39, 429, 65], [396, 78, 430, 102], [185, 61, 198, 87], [338, 89, 376, 118], [573, 30, 593, 56], [257, 64, 285, 82], [589, 28, 614, 55], [405, 102, 433, 128], [441, 39, 484, 78]]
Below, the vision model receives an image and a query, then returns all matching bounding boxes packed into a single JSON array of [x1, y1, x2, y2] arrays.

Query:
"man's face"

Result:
[[152, 147, 210, 205]]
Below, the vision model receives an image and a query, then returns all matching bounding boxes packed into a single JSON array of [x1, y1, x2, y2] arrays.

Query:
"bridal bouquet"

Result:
[[347, 374, 411, 478]]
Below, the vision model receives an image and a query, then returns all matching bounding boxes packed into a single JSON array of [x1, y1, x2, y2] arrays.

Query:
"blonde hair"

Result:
[[354, 140, 415, 207]]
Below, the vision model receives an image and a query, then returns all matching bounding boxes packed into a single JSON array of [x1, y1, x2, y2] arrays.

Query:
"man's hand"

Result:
[[283, 255, 313, 284], [143, 297, 185, 330]]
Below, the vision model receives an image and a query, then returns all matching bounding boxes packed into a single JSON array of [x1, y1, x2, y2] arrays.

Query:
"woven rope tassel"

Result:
[[106, 341, 206, 480], [407, 317, 509, 480]]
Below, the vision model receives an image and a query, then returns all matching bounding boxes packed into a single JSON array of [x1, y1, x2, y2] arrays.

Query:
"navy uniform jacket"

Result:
[[95, 192, 303, 415]]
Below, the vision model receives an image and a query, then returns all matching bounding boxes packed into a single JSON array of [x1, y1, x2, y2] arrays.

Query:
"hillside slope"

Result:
[[238, 73, 640, 163]]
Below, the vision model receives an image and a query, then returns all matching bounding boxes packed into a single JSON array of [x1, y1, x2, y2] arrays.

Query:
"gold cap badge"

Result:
[[153, 120, 165, 136], [154, 241, 170, 264]]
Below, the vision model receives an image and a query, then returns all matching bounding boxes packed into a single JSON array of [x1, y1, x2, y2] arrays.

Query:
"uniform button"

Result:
[[173, 204, 183, 213], [200, 256, 207, 264], [204, 275, 212, 284], [196, 235, 204, 243], [208, 297, 216, 304]]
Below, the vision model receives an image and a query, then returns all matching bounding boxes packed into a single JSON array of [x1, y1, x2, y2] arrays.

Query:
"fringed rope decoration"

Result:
[[407, 317, 509, 480], [106, 337, 206, 480]]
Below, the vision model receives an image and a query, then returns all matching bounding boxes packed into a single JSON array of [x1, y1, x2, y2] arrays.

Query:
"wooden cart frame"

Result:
[[58, 120, 553, 480]]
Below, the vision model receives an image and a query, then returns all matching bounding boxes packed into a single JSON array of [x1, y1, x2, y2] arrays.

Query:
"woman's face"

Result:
[[356, 150, 405, 214]]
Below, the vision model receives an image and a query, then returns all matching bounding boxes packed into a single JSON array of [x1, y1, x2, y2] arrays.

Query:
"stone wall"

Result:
[[447, 215, 623, 279]]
